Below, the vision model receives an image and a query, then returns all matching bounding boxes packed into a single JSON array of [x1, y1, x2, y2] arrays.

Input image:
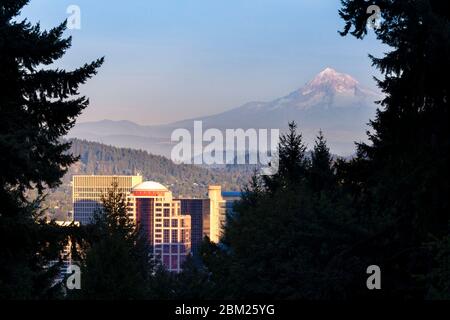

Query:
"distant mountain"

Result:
[[43, 139, 252, 220], [68, 68, 380, 156]]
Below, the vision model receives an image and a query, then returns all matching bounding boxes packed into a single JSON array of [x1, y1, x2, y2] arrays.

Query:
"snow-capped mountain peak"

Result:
[[301, 67, 359, 96], [69, 68, 380, 156]]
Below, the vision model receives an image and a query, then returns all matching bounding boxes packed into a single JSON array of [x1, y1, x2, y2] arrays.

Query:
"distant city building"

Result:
[[71, 175, 241, 271], [72, 175, 142, 225], [207, 186, 226, 244], [176, 198, 210, 257], [177, 187, 242, 255], [127, 181, 191, 273], [221, 191, 242, 217]]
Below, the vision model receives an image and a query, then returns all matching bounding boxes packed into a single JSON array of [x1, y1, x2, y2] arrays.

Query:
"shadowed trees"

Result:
[[338, 0, 450, 297], [72, 183, 153, 299], [198, 123, 366, 299], [0, 0, 103, 298]]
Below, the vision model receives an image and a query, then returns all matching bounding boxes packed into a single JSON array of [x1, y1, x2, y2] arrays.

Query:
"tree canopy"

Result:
[[0, 0, 103, 298]]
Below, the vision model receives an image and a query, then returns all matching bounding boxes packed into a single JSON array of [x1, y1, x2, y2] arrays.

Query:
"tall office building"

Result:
[[208, 186, 226, 243], [72, 175, 143, 225], [127, 181, 191, 273], [177, 187, 242, 254], [72, 174, 240, 271], [207, 186, 242, 244], [177, 198, 210, 257], [178, 186, 243, 246]]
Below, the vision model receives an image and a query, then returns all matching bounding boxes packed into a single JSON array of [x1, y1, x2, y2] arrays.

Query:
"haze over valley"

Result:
[[68, 68, 381, 157]]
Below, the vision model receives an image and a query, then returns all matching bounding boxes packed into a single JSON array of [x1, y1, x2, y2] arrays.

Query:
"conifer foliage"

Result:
[[0, 0, 103, 298], [200, 124, 363, 299], [338, 0, 450, 297], [73, 183, 152, 299]]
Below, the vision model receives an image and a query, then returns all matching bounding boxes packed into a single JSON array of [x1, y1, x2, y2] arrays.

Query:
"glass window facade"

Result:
[[128, 184, 192, 273], [177, 199, 210, 257]]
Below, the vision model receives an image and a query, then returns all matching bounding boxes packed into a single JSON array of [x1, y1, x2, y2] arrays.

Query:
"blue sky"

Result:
[[21, 0, 386, 125]]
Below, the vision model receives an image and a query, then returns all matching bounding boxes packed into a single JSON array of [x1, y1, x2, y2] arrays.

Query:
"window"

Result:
[[163, 230, 170, 242], [171, 230, 178, 242], [171, 255, 178, 270], [179, 254, 186, 267], [164, 208, 170, 217], [163, 255, 170, 268], [171, 219, 178, 228], [164, 219, 170, 227]]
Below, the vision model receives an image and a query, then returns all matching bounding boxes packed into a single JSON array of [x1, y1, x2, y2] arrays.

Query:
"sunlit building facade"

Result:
[[207, 186, 242, 243], [72, 174, 240, 271], [72, 175, 143, 225], [178, 186, 242, 246], [127, 181, 191, 273]]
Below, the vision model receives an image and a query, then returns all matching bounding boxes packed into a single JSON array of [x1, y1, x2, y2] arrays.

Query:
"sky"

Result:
[[21, 0, 387, 125]]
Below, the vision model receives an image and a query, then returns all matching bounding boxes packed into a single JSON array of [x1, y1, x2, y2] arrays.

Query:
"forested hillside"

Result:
[[43, 139, 251, 220]]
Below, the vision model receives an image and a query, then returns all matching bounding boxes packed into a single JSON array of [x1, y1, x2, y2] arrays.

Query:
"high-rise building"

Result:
[[176, 198, 210, 257], [72, 175, 143, 225], [71, 174, 240, 271], [177, 188, 242, 254], [207, 186, 242, 244], [127, 181, 191, 273], [207, 186, 226, 244]]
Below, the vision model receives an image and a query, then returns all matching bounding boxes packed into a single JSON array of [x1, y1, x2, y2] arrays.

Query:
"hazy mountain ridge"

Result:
[[68, 68, 381, 156], [43, 139, 252, 220]]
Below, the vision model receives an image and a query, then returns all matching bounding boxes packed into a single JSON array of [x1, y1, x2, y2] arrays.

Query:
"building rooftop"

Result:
[[132, 181, 168, 192], [221, 191, 243, 197]]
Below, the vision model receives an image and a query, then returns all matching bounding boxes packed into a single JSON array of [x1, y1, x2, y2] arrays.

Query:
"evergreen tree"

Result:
[[173, 255, 214, 299], [339, 0, 450, 297], [74, 183, 152, 299], [146, 264, 177, 299], [263, 121, 309, 192], [309, 131, 336, 193], [0, 0, 103, 298], [203, 123, 364, 299]]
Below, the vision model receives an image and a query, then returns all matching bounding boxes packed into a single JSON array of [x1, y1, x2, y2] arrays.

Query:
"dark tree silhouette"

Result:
[[73, 183, 153, 299], [339, 0, 450, 297], [0, 0, 103, 298], [309, 131, 336, 192], [200, 123, 363, 299]]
